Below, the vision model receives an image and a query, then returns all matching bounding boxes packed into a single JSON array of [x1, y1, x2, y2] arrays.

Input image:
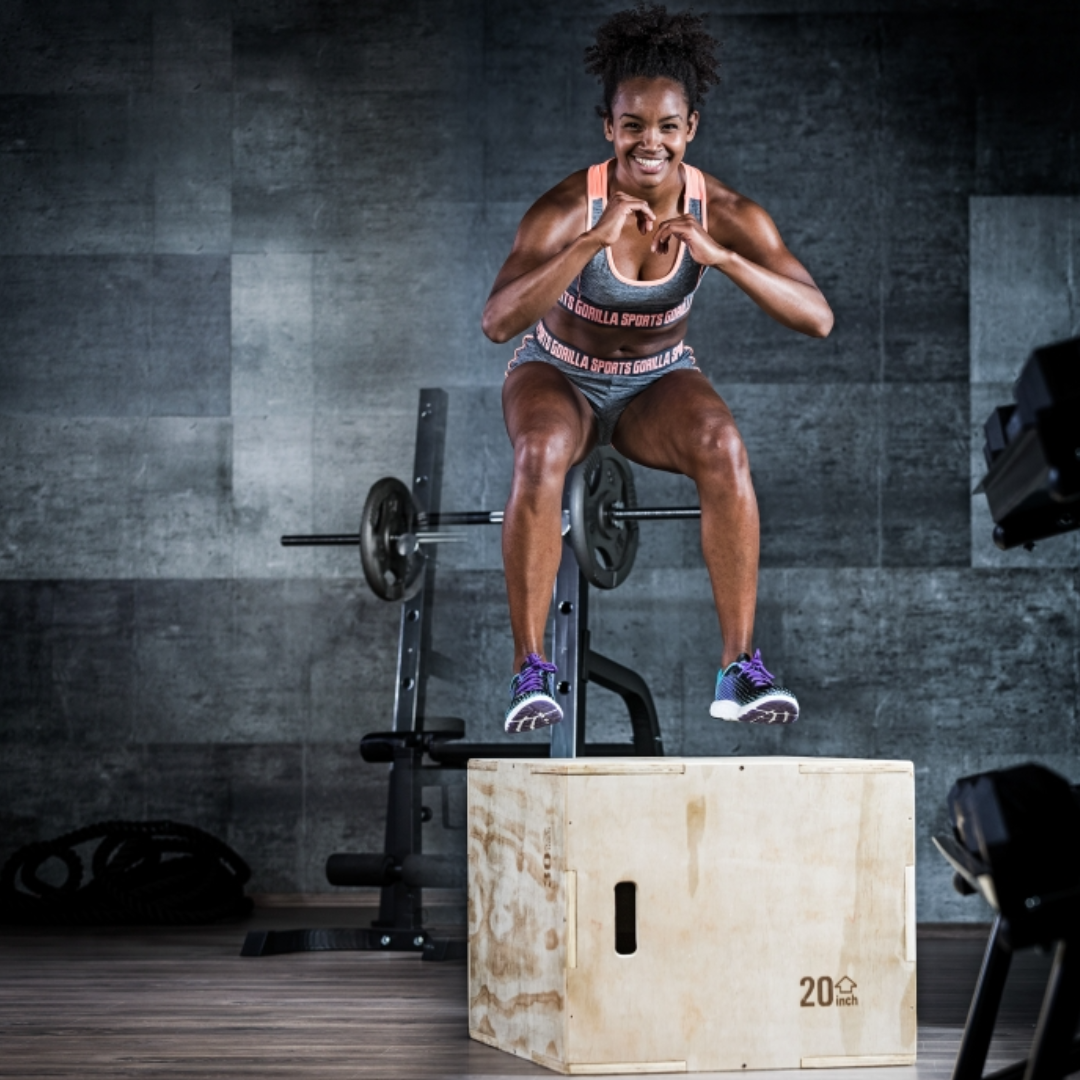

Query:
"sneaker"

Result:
[[505, 653, 563, 733], [710, 650, 799, 725]]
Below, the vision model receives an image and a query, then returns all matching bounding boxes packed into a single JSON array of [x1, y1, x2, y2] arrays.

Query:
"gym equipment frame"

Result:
[[242, 388, 667, 960]]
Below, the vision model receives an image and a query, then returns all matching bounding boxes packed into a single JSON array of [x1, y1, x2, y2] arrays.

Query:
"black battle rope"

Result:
[[0, 820, 253, 925]]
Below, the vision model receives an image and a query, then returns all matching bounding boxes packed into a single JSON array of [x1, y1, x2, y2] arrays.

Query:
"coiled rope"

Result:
[[0, 820, 253, 925]]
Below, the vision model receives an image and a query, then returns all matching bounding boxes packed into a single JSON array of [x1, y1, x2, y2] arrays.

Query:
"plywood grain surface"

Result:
[[469, 758, 917, 1074]]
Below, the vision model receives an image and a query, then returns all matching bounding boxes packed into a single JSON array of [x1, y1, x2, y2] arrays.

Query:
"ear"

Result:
[[603, 113, 614, 143], [686, 110, 700, 142]]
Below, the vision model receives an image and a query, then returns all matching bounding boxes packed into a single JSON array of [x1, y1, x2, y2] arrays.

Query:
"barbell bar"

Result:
[[281, 504, 700, 546], [281, 447, 702, 600]]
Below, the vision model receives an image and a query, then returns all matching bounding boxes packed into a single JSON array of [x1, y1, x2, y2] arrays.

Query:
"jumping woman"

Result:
[[484, 4, 833, 734]]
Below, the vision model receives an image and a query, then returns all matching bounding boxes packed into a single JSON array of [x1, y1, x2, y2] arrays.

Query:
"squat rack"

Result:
[[242, 388, 664, 960]]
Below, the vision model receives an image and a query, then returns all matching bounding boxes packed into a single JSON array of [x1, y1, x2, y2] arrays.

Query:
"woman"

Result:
[[483, 4, 833, 734]]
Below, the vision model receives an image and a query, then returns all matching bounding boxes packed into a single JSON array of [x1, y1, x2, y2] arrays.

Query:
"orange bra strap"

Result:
[[588, 162, 609, 203], [584, 162, 609, 232], [684, 164, 707, 230], [591, 160, 609, 203]]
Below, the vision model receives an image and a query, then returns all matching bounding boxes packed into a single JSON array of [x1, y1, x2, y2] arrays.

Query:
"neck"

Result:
[[611, 160, 685, 208]]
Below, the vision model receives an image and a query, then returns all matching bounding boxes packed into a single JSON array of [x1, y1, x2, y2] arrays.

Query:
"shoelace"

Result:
[[516, 653, 557, 695], [741, 649, 774, 687]]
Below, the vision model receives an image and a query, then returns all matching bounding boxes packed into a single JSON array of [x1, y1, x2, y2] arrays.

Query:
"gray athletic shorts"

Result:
[[506, 319, 702, 445]]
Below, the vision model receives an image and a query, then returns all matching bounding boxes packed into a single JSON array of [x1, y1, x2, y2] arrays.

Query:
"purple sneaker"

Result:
[[505, 653, 563, 733], [710, 650, 799, 724]]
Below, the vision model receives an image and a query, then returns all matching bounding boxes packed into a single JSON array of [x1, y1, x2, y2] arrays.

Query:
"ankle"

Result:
[[514, 649, 548, 673]]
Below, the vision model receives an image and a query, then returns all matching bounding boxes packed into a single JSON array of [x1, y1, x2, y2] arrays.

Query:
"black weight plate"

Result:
[[568, 447, 639, 589], [359, 478, 425, 601]]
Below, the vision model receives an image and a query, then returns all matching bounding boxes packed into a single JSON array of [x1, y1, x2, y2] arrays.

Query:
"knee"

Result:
[[512, 427, 577, 492], [687, 421, 751, 492]]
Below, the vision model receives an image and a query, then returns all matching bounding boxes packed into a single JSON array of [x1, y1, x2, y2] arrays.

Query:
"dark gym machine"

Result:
[[950, 339, 1080, 1079], [977, 336, 1080, 551], [243, 388, 688, 960], [936, 764, 1080, 1080]]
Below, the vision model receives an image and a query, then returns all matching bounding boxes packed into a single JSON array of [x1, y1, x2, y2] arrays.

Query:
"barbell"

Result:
[[281, 446, 702, 601]]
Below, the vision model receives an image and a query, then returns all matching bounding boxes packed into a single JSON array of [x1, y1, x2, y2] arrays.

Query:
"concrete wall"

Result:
[[1, 1, 1078, 918]]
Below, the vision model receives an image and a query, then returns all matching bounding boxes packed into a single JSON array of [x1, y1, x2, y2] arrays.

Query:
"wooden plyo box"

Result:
[[468, 757, 916, 1076]]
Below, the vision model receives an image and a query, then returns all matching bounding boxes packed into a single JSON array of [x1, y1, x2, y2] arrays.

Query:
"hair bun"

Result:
[[584, 3, 720, 117]]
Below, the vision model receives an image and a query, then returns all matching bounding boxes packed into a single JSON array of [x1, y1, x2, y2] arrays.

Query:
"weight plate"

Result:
[[568, 447, 639, 589], [360, 478, 426, 602]]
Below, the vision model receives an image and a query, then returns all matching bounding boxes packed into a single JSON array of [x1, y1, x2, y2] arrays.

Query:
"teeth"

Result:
[[634, 157, 665, 170]]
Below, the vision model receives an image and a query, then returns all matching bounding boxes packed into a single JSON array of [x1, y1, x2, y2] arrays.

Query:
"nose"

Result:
[[640, 125, 662, 149]]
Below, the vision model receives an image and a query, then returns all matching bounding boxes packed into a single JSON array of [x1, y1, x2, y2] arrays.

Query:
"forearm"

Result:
[[482, 233, 605, 344], [714, 250, 834, 338]]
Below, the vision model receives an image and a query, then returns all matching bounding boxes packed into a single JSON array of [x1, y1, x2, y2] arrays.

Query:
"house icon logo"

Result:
[[834, 975, 859, 1006]]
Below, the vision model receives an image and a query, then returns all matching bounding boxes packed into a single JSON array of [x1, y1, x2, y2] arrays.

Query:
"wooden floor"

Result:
[[0, 908, 1059, 1079]]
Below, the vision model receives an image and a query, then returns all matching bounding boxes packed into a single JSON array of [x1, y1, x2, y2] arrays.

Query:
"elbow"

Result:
[[810, 306, 834, 339], [481, 306, 513, 345]]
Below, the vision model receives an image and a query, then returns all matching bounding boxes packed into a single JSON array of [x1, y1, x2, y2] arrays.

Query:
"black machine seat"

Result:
[[359, 725, 465, 764], [359, 725, 645, 768], [428, 740, 640, 766]]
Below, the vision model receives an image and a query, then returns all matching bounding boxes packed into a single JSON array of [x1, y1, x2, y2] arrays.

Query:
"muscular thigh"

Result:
[[503, 362, 598, 463], [611, 369, 739, 474]]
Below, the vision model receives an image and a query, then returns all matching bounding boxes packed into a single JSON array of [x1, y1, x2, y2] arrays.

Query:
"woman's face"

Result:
[[604, 76, 698, 190]]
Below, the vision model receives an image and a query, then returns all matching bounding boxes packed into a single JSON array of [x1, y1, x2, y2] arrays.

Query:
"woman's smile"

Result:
[[632, 155, 668, 175]]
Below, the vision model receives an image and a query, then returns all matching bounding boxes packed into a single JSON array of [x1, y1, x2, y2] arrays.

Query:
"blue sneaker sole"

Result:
[[710, 695, 799, 725], [505, 696, 563, 733]]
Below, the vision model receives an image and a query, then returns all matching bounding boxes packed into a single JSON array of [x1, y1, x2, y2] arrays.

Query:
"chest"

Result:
[[607, 226, 682, 282]]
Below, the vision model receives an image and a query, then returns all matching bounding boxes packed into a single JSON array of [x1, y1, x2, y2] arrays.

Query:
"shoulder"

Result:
[[699, 171, 767, 228], [500, 168, 593, 259], [526, 169, 590, 221], [698, 171, 784, 248]]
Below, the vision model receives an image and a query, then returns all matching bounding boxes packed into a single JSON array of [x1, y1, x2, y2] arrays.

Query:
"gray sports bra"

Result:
[[558, 160, 709, 329]]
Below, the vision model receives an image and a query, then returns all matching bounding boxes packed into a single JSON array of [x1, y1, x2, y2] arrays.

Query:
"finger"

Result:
[[657, 215, 694, 233], [652, 219, 694, 250]]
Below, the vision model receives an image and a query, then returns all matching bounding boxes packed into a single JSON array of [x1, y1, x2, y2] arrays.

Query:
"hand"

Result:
[[588, 192, 656, 248], [652, 214, 729, 268]]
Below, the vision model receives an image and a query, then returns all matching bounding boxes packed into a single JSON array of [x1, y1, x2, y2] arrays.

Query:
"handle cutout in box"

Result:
[[615, 881, 637, 955]]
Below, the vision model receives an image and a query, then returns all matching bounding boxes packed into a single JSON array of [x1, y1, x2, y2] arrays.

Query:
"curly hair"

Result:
[[584, 4, 720, 118]]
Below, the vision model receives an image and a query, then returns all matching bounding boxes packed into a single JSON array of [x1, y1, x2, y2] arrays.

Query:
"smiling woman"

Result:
[[484, 3, 834, 736]]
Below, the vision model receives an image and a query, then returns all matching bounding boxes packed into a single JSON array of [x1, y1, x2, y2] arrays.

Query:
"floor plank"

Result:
[[0, 912, 1054, 1079]]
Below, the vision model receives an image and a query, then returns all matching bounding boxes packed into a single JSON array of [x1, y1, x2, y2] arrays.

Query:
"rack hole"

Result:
[[614, 881, 637, 955]]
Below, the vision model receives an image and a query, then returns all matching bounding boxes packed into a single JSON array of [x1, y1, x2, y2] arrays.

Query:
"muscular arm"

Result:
[[481, 230, 602, 345], [482, 175, 657, 344], [712, 199, 833, 338], [654, 183, 834, 339]]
